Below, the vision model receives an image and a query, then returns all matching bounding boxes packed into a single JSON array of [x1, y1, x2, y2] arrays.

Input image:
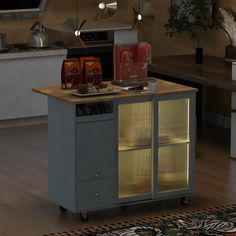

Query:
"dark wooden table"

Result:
[[148, 54, 234, 125], [148, 54, 234, 91]]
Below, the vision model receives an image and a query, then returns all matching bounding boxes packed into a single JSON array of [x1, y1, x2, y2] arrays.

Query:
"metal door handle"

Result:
[[94, 173, 99, 178]]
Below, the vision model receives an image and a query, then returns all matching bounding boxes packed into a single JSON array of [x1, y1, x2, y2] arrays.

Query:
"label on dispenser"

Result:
[[113, 42, 151, 82]]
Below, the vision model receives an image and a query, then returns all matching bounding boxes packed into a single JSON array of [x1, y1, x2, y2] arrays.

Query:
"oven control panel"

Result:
[[80, 31, 113, 44]]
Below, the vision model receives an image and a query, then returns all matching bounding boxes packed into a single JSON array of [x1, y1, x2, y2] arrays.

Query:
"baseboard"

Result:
[[0, 112, 230, 129], [0, 116, 48, 128], [202, 111, 230, 129]]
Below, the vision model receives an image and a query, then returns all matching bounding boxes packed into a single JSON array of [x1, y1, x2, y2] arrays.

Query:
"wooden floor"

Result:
[[0, 123, 235, 236]]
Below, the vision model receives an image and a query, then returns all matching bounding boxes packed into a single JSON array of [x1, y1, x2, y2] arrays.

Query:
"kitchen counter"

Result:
[[0, 47, 67, 60], [32, 79, 198, 104], [0, 49, 66, 120]]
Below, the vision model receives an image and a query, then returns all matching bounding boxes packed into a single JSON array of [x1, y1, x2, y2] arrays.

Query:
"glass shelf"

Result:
[[118, 148, 152, 198], [119, 145, 152, 152], [158, 143, 189, 193], [158, 137, 189, 147], [158, 172, 188, 192], [158, 99, 189, 142], [118, 101, 152, 151]]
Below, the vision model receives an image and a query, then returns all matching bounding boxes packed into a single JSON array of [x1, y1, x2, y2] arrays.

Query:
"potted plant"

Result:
[[219, 7, 236, 67], [164, 0, 221, 64]]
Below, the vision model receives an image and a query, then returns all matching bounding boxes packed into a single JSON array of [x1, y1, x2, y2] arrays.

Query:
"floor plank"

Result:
[[0, 123, 235, 236]]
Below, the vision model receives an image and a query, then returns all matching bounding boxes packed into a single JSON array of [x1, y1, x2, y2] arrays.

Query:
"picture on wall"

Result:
[[170, 0, 215, 26]]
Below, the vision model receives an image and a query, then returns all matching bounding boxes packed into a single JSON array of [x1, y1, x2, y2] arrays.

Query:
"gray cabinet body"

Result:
[[47, 92, 196, 214]]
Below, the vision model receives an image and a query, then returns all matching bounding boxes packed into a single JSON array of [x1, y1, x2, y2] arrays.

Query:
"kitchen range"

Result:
[[0, 21, 137, 120], [0, 21, 58, 53], [66, 30, 114, 82]]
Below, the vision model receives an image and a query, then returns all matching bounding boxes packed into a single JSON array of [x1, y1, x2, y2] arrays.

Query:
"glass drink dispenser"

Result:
[[112, 42, 151, 86]]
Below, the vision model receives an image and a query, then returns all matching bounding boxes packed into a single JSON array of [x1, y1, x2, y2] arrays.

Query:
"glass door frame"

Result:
[[153, 93, 196, 199], [114, 97, 154, 203]]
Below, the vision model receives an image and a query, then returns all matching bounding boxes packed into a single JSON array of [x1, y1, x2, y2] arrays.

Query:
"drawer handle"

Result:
[[94, 173, 99, 178], [95, 192, 99, 197]]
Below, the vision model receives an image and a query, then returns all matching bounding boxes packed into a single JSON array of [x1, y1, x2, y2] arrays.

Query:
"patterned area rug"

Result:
[[45, 204, 236, 236]]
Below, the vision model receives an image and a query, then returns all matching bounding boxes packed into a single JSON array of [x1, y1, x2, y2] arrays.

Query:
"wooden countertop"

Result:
[[148, 55, 236, 91], [32, 79, 197, 104]]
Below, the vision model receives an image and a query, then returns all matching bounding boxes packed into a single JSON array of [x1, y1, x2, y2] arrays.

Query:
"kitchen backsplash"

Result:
[[0, 0, 235, 58], [0, 0, 130, 45]]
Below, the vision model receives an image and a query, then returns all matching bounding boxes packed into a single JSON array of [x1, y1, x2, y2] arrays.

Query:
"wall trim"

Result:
[[0, 112, 231, 129], [0, 116, 48, 128]]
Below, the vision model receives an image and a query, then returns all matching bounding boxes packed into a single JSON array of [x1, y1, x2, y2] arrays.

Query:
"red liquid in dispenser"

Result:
[[113, 42, 151, 86]]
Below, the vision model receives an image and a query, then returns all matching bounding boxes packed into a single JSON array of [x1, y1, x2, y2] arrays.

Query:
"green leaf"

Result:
[[164, 0, 222, 46]]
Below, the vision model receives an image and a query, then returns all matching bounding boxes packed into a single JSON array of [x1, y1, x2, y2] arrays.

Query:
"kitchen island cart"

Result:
[[33, 79, 197, 220]]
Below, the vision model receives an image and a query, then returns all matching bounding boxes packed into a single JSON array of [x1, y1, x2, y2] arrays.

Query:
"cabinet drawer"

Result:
[[76, 120, 115, 181], [77, 179, 115, 211]]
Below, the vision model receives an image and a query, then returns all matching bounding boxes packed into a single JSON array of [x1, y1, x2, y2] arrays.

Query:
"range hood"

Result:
[[46, 20, 137, 48], [0, 0, 47, 19], [48, 19, 132, 34], [45, 20, 134, 47]]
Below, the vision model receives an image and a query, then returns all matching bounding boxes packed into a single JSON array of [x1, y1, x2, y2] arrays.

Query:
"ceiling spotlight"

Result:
[[129, 0, 155, 30], [62, 0, 87, 47], [98, 2, 106, 10], [74, 30, 80, 36], [137, 13, 142, 21], [94, 0, 117, 20]]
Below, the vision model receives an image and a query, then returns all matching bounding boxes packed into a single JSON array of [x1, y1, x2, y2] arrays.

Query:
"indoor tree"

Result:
[[164, 0, 221, 63], [219, 7, 236, 66]]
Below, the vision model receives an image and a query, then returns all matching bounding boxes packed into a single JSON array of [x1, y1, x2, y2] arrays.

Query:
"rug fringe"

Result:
[[44, 204, 236, 236]]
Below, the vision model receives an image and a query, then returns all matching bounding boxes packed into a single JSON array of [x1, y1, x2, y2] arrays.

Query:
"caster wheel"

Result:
[[80, 212, 89, 221], [120, 205, 128, 210], [59, 206, 67, 212], [180, 196, 190, 205]]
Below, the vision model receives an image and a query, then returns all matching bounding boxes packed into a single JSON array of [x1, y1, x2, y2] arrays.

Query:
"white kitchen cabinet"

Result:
[[0, 49, 66, 120]]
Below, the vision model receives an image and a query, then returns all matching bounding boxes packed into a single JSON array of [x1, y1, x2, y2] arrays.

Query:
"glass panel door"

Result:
[[158, 143, 189, 192], [118, 101, 152, 199], [158, 99, 189, 145], [119, 149, 152, 198], [158, 98, 190, 193]]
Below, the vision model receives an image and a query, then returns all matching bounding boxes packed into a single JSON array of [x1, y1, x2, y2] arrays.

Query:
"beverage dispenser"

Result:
[[112, 41, 151, 86]]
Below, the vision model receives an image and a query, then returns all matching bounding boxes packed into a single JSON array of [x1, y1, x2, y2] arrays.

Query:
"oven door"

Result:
[[67, 44, 113, 81]]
